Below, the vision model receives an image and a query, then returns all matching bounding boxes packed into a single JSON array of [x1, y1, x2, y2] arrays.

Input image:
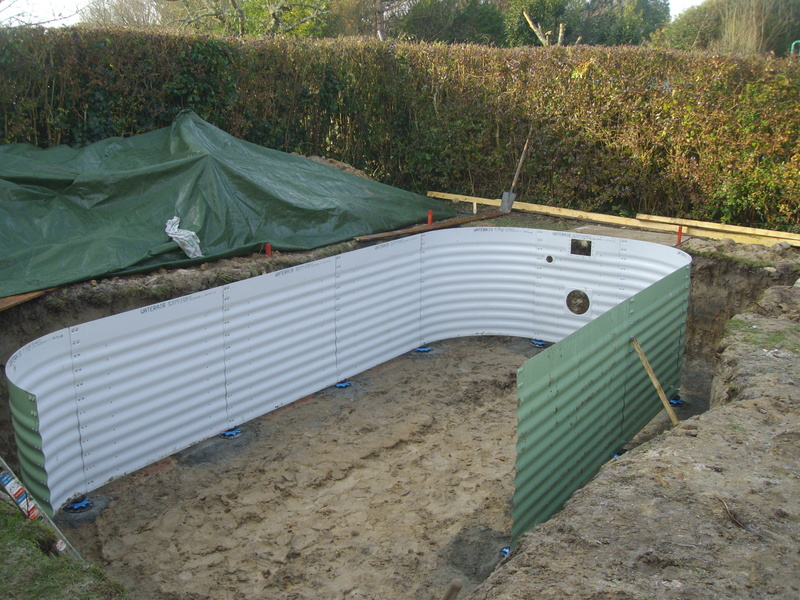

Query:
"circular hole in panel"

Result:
[[566, 290, 590, 315], [545, 256, 554, 263]]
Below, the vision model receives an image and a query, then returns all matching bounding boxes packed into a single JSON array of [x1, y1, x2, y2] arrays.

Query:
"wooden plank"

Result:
[[354, 211, 507, 242], [637, 213, 800, 243], [427, 191, 503, 206], [512, 201, 679, 231], [427, 192, 679, 233], [428, 191, 800, 246], [0, 289, 52, 312], [681, 226, 800, 248], [631, 337, 680, 427]]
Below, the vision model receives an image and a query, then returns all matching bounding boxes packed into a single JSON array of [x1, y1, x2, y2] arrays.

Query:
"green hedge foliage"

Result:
[[1, 27, 798, 231]]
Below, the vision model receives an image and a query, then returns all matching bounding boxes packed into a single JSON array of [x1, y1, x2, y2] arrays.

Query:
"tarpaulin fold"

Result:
[[0, 111, 456, 297]]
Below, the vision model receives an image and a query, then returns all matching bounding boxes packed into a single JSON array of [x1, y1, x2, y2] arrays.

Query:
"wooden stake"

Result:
[[509, 125, 535, 196], [440, 580, 463, 600], [630, 337, 680, 426]]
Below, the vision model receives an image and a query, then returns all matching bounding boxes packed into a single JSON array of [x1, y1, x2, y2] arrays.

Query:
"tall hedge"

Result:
[[1, 27, 798, 231]]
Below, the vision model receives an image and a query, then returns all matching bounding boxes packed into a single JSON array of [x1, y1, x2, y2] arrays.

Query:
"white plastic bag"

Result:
[[165, 216, 203, 259]]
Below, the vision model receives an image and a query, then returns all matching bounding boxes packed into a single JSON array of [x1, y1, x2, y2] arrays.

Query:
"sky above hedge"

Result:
[[7, 0, 704, 27]]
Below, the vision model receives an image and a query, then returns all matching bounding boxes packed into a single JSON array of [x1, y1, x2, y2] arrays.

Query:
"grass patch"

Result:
[[726, 318, 754, 334], [726, 317, 800, 352], [683, 249, 780, 269], [0, 501, 124, 600]]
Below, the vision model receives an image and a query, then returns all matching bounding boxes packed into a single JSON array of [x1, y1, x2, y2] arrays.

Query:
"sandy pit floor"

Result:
[[62, 336, 541, 600], [58, 332, 706, 600]]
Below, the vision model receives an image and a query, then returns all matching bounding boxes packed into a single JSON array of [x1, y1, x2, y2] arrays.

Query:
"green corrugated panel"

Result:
[[8, 380, 51, 515], [513, 266, 690, 541]]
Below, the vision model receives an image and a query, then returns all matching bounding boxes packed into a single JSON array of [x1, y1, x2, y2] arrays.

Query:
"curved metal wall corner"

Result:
[[513, 265, 691, 541], [8, 381, 49, 509], [6, 329, 81, 512], [5, 228, 690, 516]]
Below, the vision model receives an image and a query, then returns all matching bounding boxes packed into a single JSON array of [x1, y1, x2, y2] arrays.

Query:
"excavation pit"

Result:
[[2, 220, 798, 600]]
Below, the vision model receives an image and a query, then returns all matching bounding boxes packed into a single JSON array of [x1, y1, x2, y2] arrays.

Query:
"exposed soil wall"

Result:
[[684, 238, 800, 363]]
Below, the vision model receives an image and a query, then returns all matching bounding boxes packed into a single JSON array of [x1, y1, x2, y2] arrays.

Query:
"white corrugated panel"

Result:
[[5, 227, 691, 513], [420, 228, 540, 341], [69, 288, 226, 490], [222, 257, 338, 426], [334, 236, 423, 380]]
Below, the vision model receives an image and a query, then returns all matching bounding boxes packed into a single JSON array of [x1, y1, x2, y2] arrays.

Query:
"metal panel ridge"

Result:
[[68, 287, 226, 493], [5, 329, 82, 513], [334, 236, 423, 380], [223, 257, 338, 426], [5, 228, 690, 515]]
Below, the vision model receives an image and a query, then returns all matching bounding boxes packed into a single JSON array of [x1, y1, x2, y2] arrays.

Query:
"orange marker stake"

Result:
[[427, 210, 433, 226], [676, 226, 683, 246], [265, 243, 272, 257]]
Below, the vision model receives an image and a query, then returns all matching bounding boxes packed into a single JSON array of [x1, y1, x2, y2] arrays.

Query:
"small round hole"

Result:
[[566, 290, 590, 315], [545, 256, 553, 263]]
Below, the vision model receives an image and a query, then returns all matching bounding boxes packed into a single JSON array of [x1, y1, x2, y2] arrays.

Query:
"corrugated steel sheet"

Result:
[[7, 380, 48, 508], [513, 266, 690, 541], [5, 228, 690, 515], [6, 329, 79, 510], [71, 288, 227, 492], [334, 236, 424, 380], [223, 257, 338, 426]]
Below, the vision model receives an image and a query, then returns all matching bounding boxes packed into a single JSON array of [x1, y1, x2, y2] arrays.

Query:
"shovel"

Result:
[[501, 125, 534, 212]]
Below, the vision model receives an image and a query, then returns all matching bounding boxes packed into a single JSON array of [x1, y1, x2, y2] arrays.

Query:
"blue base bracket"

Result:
[[64, 496, 94, 513]]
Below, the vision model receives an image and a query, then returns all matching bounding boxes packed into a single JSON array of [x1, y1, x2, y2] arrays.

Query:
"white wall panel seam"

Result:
[[67, 325, 89, 496]]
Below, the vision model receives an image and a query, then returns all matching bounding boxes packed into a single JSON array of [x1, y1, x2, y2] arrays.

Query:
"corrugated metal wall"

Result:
[[224, 258, 338, 426], [7, 330, 77, 510], [513, 266, 691, 541], [5, 228, 690, 516]]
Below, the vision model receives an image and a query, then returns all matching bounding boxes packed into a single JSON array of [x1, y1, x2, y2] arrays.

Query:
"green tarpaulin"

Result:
[[0, 111, 456, 298]]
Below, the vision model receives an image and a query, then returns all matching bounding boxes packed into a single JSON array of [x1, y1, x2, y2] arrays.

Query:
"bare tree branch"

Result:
[[523, 10, 550, 46], [1, 0, 84, 26]]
